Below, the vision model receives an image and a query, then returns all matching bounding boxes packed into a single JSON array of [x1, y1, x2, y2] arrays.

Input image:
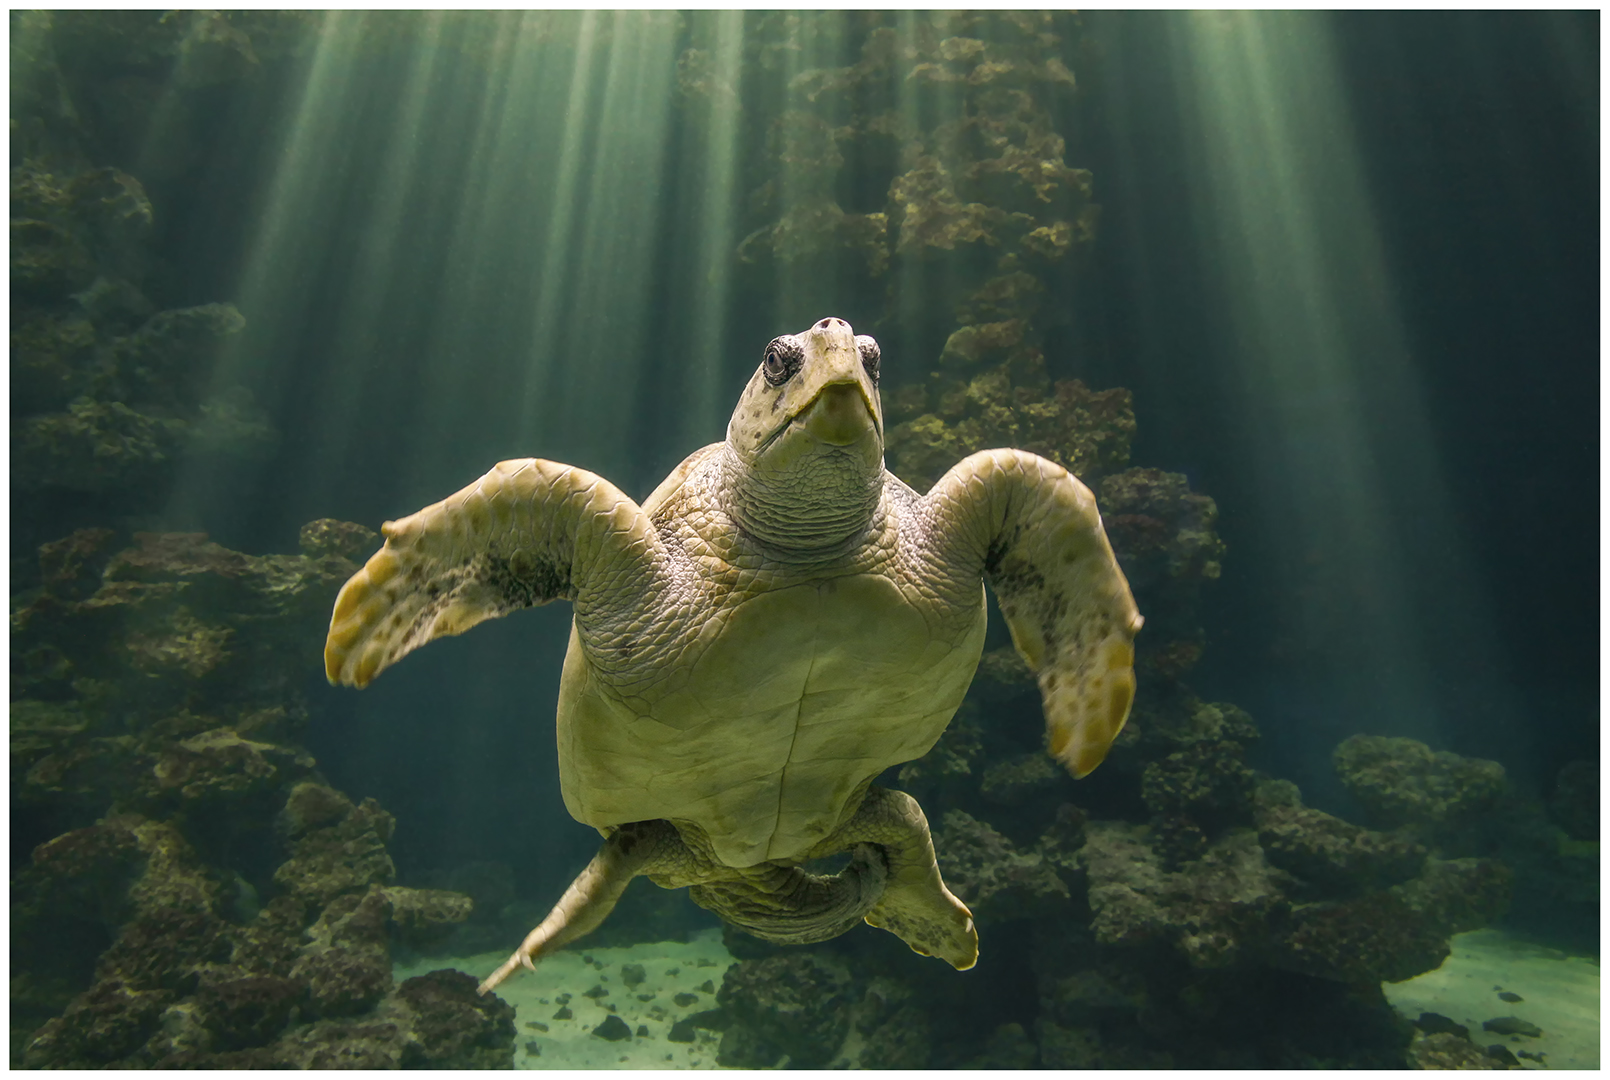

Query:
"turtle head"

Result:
[[722, 317, 886, 550], [727, 316, 883, 472]]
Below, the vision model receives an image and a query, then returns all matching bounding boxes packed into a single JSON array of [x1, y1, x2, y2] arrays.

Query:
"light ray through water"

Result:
[[1170, 10, 1520, 745], [169, 12, 742, 529]]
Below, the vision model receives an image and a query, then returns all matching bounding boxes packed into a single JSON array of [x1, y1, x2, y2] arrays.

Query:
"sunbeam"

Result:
[[1168, 10, 1521, 746]]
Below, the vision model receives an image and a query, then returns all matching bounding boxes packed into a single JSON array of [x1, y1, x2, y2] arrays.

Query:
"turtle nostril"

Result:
[[817, 318, 836, 330]]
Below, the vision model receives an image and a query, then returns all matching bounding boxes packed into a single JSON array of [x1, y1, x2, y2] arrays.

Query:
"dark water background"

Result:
[[22, 10, 1597, 914], [1081, 10, 1599, 812]]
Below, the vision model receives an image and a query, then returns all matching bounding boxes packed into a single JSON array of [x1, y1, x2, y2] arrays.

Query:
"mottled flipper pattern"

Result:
[[926, 450, 1142, 778], [325, 457, 659, 688], [821, 786, 977, 969]]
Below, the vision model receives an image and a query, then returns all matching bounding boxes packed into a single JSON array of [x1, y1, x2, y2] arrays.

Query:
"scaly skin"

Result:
[[325, 317, 1139, 996]]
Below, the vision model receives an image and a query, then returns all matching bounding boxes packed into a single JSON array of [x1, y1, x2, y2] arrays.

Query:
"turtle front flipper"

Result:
[[325, 457, 662, 688], [924, 450, 1143, 778]]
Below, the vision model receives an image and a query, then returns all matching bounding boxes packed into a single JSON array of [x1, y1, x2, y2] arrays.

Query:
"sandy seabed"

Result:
[[399, 923, 1599, 1070], [1383, 927, 1599, 1070], [395, 929, 739, 1069]]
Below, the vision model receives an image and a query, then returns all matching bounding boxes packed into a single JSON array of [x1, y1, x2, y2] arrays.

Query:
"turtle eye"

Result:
[[856, 335, 880, 386], [762, 337, 803, 386]]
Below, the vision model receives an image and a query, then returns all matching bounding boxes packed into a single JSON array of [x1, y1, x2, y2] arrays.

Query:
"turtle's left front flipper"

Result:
[[924, 450, 1142, 778], [325, 457, 662, 688]]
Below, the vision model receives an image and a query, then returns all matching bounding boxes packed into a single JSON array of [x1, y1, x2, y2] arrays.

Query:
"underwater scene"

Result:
[[9, 9, 1599, 1071]]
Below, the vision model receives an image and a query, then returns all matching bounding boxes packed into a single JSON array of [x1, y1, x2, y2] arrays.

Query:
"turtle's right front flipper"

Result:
[[325, 457, 661, 688], [923, 450, 1142, 779]]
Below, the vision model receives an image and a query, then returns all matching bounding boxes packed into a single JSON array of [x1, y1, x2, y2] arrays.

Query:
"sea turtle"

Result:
[[324, 316, 1141, 995]]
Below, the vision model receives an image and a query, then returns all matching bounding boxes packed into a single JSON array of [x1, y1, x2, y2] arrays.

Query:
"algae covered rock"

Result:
[[935, 808, 1071, 921], [851, 976, 932, 1069], [12, 523, 505, 1070], [152, 727, 312, 805], [1274, 857, 1511, 984], [11, 128, 274, 508], [1099, 469, 1226, 682], [1081, 823, 1286, 970], [1547, 760, 1598, 841], [381, 887, 475, 950], [1408, 1031, 1514, 1070], [18, 815, 234, 1067], [1035, 1019, 1106, 1069], [156, 969, 516, 1069], [298, 518, 381, 562], [273, 794, 398, 909], [961, 1021, 1040, 1069], [194, 973, 301, 1052], [886, 376, 1135, 495], [1141, 741, 1257, 851], [715, 953, 855, 1068], [1255, 797, 1427, 897], [290, 889, 394, 1019], [1333, 735, 1508, 828], [980, 751, 1062, 805]]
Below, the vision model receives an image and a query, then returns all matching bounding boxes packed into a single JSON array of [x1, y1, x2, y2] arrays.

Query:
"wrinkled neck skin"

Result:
[[716, 441, 885, 561]]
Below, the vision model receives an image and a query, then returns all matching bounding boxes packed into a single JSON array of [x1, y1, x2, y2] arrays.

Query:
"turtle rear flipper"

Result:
[[479, 821, 686, 995], [325, 457, 661, 688], [825, 786, 977, 970]]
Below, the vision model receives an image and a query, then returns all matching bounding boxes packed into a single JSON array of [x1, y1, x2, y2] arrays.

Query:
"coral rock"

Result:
[[981, 752, 1062, 805], [1332, 735, 1508, 828], [381, 887, 475, 949], [1081, 823, 1285, 969], [935, 809, 1070, 920], [274, 798, 397, 908], [195, 973, 301, 1050], [886, 377, 1134, 495], [1255, 797, 1427, 897], [1274, 857, 1511, 984], [298, 518, 381, 562], [393, 969, 516, 1068], [715, 953, 854, 1069], [1547, 760, 1598, 841], [1408, 1032, 1512, 1070]]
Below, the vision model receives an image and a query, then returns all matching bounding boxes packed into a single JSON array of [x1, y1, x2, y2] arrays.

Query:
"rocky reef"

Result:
[[10, 14, 506, 1064], [10, 524, 515, 1067], [10, 12, 300, 568], [697, 734, 1518, 1069]]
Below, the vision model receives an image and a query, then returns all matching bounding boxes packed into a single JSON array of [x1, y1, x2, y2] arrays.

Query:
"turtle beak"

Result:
[[792, 320, 881, 446], [802, 382, 875, 445]]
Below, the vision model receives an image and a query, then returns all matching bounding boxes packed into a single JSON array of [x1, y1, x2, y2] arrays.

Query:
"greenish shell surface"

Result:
[[556, 477, 987, 868]]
